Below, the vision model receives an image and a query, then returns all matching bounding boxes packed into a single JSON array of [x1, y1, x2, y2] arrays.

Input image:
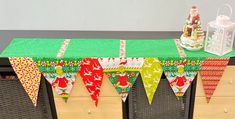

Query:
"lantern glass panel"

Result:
[[205, 23, 235, 56], [223, 27, 235, 54]]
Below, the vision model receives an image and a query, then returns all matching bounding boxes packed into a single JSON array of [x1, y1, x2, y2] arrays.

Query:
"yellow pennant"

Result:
[[140, 58, 163, 104]]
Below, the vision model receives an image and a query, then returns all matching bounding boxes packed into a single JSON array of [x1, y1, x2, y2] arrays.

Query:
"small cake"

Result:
[[180, 6, 205, 51]]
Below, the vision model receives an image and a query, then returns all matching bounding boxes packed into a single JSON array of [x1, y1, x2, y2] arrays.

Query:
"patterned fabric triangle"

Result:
[[79, 58, 104, 106], [161, 58, 203, 98], [34, 58, 81, 102], [165, 71, 197, 97], [140, 58, 163, 104], [199, 58, 229, 103], [99, 58, 144, 102], [9, 57, 41, 106]]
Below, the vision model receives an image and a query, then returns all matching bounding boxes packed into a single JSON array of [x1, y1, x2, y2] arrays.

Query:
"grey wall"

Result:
[[0, 1, 235, 52], [0, 0, 234, 31]]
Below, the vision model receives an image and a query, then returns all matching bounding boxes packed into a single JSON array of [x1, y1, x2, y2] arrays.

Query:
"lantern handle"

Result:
[[217, 4, 232, 18]]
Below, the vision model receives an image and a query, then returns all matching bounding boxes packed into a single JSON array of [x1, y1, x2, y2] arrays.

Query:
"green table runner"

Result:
[[2, 38, 235, 58], [63, 39, 120, 58], [1, 38, 64, 58], [126, 39, 180, 57]]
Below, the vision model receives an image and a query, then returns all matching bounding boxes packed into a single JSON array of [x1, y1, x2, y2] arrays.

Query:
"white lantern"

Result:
[[204, 4, 235, 56]]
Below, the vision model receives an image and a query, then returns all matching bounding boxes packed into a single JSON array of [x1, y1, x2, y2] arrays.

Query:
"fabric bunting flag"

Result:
[[140, 58, 163, 104], [79, 58, 104, 106], [35, 58, 81, 102], [199, 58, 229, 103], [161, 58, 203, 98], [99, 58, 144, 102], [9, 57, 41, 106]]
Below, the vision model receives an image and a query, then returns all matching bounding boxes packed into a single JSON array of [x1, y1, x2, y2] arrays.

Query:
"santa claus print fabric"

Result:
[[199, 58, 229, 103], [35, 58, 81, 102], [165, 71, 197, 97], [99, 58, 144, 102], [140, 58, 163, 104], [161, 58, 203, 98], [9, 57, 41, 106], [79, 58, 104, 106]]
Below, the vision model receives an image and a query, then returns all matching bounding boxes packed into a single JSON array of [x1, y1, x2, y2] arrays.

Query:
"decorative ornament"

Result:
[[204, 4, 235, 56], [180, 6, 205, 51]]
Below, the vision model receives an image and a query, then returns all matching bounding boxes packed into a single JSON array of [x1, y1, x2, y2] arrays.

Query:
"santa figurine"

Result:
[[170, 60, 187, 91], [52, 61, 68, 91], [180, 6, 204, 51], [186, 6, 200, 36]]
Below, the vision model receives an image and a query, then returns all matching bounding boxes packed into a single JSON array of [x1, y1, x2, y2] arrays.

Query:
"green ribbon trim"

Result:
[[33, 58, 82, 73], [159, 57, 205, 72]]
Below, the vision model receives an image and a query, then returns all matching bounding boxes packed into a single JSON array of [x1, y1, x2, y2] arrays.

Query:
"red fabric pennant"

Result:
[[79, 58, 104, 106], [200, 58, 229, 103]]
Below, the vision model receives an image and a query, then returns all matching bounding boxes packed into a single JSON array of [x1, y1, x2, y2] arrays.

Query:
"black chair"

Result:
[[0, 57, 57, 119], [124, 57, 235, 119], [125, 74, 196, 119]]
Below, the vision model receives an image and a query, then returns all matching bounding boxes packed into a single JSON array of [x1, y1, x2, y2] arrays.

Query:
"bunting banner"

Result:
[[9, 57, 41, 106], [161, 58, 204, 98], [35, 58, 81, 102], [140, 58, 163, 104], [2, 38, 235, 107], [79, 58, 104, 106], [199, 58, 229, 103], [99, 58, 144, 102]]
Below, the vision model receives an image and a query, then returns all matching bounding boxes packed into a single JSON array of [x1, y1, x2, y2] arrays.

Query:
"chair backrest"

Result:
[[126, 74, 195, 119], [0, 57, 57, 119]]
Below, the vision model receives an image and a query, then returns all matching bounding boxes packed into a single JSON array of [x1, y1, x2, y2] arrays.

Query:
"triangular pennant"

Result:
[[99, 58, 144, 102], [79, 58, 104, 106], [161, 58, 203, 98], [140, 58, 163, 104], [9, 57, 41, 106], [35, 58, 81, 102], [165, 71, 197, 97], [199, 58, 229, 103]]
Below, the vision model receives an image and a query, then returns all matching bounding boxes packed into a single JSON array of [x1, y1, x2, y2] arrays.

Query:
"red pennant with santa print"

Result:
[[36, 59, 80, 102], [79, 58, 104, 106], [163, 59, 198, 98], [200, 58, 229, 103], [98, 58, 144, 102]]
